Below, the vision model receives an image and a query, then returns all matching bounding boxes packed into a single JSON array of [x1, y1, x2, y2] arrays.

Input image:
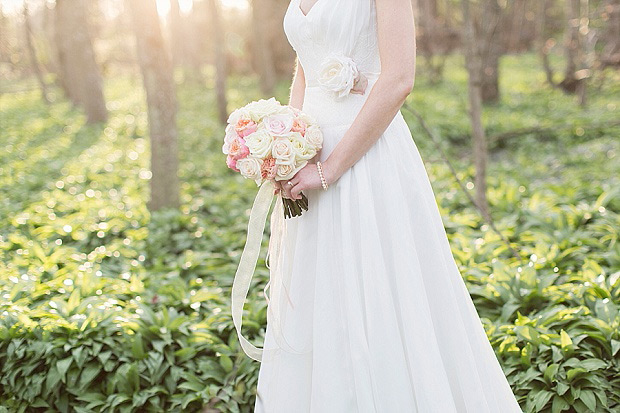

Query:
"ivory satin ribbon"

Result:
[[231, 180, 314, 361], [231, 180, 293, 361]]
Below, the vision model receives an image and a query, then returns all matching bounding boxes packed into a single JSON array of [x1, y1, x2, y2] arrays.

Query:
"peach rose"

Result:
[[291, 117, 307, 135], [235, 118, 258, 137], [226, 154, 240, 172], [222, 124, 238, 154], [229, 136, 250, 160], [261, 156, 278, 180]]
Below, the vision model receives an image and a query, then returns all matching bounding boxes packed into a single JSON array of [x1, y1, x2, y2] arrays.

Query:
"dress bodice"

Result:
[[284, 0, 381, 87], [283, 0, 383, 127]]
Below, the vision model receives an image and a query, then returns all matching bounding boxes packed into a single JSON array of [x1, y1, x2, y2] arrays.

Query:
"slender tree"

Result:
[[251, 0, 276, 94], [54, 0, 107, 123], [461, 0, 490, 220], [23, 1, 50, 104], [418, 0, 446, 84], [169, 0, 185, 68], [128, 0, 180, 211], [479, 0, 504, 103], [207, 0, 229, 124], [600, 0, 620, 68], [536, 0, 558, 88], [560, 0, 584, 93]]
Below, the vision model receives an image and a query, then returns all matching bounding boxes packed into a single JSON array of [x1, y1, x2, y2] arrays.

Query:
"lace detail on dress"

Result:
[[283, 0, 381, 89]]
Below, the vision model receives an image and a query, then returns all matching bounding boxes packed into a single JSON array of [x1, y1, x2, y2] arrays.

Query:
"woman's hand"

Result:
[[281, 161, 338, 200]]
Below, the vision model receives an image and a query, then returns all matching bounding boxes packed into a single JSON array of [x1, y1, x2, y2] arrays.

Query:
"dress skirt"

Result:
[[253, 78, 523, 413]]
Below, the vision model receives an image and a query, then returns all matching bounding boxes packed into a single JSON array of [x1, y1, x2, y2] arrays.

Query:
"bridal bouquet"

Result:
[[223, 97, 323, 218]]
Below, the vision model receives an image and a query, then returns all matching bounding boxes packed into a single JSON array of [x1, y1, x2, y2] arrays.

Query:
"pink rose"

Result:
[[291, 117, 307, 135], [235, 118, 258, 137], [229, 136, 250, 160], [265, 114, 293, 137], [226, 154, 240, 172], [260, 156, 278, 180]]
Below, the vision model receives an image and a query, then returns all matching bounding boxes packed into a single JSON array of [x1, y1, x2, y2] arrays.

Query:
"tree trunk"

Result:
[[419, 0, 445, 84], [251, 0, 276, 94], [54, 0, 107, 123], [461, 0, 490, 220], [0, 8, 8, 66], [560, 0, 583, 93], [128, 0, 180, 211], [23, 2, 50, 104], [207, 0, 229, 124], [577, 0, 590, 107], [479, 0, 503, 104], [536, 0, 558, 87], [169, 0, 185, 68], [600, 0, 620, 67]]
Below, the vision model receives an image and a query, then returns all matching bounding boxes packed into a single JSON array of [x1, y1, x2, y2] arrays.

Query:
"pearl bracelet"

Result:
[[316, 161, 329, 191]]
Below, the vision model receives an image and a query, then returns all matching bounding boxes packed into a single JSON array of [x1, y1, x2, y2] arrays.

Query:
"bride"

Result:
[[244, 0, 524, 411]]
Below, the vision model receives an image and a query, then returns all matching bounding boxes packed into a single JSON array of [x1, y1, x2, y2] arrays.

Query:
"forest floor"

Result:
[[1, 53, 619, 412]]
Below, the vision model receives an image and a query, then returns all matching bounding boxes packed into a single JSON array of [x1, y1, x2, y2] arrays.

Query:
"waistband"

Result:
[[305, 71, 382, 88]]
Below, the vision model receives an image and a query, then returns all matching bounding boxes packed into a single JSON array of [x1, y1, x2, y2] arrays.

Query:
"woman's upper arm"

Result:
[[375, 0, 416, 90], [289, 56, 306, 109], [295, 56, 306, 82]]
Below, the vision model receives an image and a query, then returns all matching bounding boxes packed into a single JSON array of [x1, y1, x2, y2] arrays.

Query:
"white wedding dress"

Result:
[[250, 0, 524, 411]]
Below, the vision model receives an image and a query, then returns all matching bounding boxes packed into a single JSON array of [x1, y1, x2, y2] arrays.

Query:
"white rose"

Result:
[[265, 114, 293, 137], [244, 129, 273, 159], [236, 157, 262, 183], [304, 125, 323, 151], [222, 124, 238, 154], [227, 107, 251, 126], [289, 132, 316, 160], [272, 137, 296, 165], [277, 105, 296, 117], [276, 160, 308, 181], [246, 97, 281, 122], [299, 113, 318, 129], [318, 53, 359, 98]]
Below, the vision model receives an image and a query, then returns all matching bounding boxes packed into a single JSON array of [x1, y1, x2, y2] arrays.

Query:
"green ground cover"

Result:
[[1, 53, 619, 412]]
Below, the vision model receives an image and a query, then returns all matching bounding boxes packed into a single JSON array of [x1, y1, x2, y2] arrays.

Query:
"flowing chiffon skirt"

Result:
[[253, 78, 523, 412]]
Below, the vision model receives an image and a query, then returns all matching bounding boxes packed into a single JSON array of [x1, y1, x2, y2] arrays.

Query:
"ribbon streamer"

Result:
[[231, 180, 276, 361], [231, 180, 312, 362]]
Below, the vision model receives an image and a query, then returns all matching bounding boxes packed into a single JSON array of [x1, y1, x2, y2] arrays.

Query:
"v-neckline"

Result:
[[297, 0, 323, 18]]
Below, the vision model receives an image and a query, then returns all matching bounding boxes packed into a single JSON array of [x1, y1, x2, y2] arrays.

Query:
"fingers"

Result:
[[279, 180, 293, 199], [351, 73, 368, 95], [290, 183, 302, 200]]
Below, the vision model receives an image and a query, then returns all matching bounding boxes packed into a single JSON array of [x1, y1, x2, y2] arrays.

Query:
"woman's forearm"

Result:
[[322, 73, 414, 184], [322, 0, 416, 185], [288, 57, 306, 110]]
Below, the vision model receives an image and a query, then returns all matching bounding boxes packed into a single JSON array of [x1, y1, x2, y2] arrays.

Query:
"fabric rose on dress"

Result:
[[318, 52, 368, 98]]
